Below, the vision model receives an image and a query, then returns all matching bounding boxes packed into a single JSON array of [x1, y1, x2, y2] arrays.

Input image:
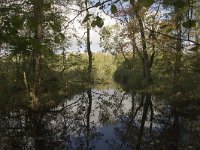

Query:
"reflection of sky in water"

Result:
[[62, 89, 170, 149], [1, 89, 200, 149], [62, 89, 200, 149]]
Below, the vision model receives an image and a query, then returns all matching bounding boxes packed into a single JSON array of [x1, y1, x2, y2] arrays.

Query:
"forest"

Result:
[[0, 0, 200, 149]]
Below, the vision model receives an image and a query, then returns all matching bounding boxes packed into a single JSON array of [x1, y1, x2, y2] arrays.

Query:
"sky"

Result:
[[66, 5, 118, 53], [64, 1, 170, 53]]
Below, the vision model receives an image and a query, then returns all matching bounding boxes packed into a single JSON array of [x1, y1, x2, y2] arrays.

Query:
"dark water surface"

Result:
[[0, 89, 200, 150]]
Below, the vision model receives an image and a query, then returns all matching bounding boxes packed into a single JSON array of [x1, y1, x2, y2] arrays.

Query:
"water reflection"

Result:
[[0, 89, 200, 150]]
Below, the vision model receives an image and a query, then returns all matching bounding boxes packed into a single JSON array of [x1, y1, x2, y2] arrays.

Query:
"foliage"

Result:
[[0, 0, 200, 149]]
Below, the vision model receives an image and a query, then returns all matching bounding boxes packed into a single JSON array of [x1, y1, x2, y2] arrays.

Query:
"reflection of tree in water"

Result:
[[0, 91, 101, 150], [0, 106, 73, 150], [0, 89, 200, 149], [105, 92, 200, 150]]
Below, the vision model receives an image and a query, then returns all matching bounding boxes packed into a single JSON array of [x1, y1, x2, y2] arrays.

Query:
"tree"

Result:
[[0, 0, 66, 107]]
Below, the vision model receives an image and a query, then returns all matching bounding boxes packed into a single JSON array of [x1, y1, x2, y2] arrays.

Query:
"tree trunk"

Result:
[[136, 93, 151, 150], [131, 3, 153, 149], [135, 8, 152, 83], [85, 1, 93, 149], [174, 9, 182, 79], [85, 0, 92, 85], [86, 89, 92, 149], [32, 0, 44, 106]]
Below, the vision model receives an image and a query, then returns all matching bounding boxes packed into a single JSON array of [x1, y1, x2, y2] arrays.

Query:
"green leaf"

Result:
[[96, 16, 104, 28], [27, 16, 37, 30], [91, 16, 104, 28], [111, 5, 117, 14], [60, 33, 65, 41], [43, 3, 51, 11], [182, 20, 196, 28], [139, 0, 154, 8], [12, 15, 23, 29], [174, 0, 187, 9], [54, 36, 60, 44], [82, 14, 93, 23], [30, 38, 42, 50], [50, 21, 61, 32], [91, 20, 96, 27]]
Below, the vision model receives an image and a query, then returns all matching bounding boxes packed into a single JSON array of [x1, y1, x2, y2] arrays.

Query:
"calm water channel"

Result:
[[0, 89, 200, 150]]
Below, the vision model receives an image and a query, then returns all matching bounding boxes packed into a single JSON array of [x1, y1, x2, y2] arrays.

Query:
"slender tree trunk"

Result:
[[171, 108, 180, 149], [32, 0, 44, 106], [170, 7, 182, 149], [85, 0, 92, 85], [134, 7, 152, 83], [136, 93, 151, 150], [85, 1, 93, 149], [174, 9, 182, 79], [86, 89, 92, 149], [131, 3, 153, 149], [149, 99, 154, 136]]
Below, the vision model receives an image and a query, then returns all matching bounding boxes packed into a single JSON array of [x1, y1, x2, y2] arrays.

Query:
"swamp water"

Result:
[[0, 89, 200, 150]]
